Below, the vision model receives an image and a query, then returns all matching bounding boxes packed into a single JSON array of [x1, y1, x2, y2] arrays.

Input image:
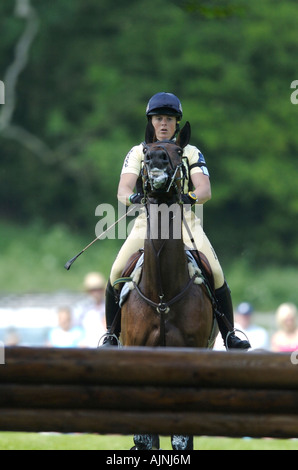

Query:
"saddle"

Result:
[[118, 248, 214, 294], [188, 250, 214, 292], [121, 249, 144, 281]]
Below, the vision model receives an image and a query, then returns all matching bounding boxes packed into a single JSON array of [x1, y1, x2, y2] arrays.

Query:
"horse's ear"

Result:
[[177, 121, 191, 148], [145, 120, 155, 144]]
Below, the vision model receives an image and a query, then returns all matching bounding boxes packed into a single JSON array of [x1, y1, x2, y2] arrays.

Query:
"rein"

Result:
[[182, 214, 235, 341]]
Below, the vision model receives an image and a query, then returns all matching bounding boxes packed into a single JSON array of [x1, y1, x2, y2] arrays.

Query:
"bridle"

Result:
[[142, 140, 187, 198]]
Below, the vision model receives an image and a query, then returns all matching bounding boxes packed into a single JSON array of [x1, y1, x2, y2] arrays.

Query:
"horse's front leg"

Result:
[[171, 435, 193, 450], [131, 434, 153, 450], [131, 433, 160, 450]]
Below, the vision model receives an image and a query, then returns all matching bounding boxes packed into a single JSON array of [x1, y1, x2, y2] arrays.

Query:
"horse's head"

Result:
[[143, 121, 191, 201]]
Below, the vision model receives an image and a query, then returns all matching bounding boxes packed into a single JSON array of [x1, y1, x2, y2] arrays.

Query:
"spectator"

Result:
[[214, 302, 270, 350], [73, 272, 107, 347], [4, 326, 20, 346], [234, 302, 270, 350], [271, 303, 298, 352], [47, 306, 84, 348]]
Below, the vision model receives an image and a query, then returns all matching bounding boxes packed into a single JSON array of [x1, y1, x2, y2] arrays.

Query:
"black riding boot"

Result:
[[100, 280, 120, 347], [215, 282, 251, 350]]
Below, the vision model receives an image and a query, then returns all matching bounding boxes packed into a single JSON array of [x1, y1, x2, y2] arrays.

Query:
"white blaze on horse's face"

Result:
[[144, 142, 183, 194], [145, 147, 171, 191], [148, 167, 168, 190]]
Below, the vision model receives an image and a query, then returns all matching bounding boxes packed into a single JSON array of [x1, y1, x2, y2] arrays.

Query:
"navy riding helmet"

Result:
[[146, 92, 183, 120]]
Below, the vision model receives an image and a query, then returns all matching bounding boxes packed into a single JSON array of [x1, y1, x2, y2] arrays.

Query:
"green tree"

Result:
[[0, 0, 297, 266]]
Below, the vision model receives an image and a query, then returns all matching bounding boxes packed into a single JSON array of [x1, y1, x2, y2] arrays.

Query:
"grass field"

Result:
[[0, 433, 297, 450]]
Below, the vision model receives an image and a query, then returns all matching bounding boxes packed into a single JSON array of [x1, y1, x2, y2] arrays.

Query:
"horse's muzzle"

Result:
[[148, 167, 169, 190]]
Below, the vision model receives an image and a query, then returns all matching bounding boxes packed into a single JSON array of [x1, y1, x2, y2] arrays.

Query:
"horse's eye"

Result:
[[177, 149, 183, 155], [143, 147, 148, 154]]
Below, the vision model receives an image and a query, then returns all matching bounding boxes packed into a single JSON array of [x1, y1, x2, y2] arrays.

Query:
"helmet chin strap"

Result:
[[174, 121, 180, 138], [168, 121, 180, 141]]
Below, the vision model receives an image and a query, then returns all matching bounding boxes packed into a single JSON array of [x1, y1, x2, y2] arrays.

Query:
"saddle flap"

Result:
[[118, 248, 214, 291], [118, 250, 144, 308], [188, 250, 215, 292], [121, 249, 144, 278]]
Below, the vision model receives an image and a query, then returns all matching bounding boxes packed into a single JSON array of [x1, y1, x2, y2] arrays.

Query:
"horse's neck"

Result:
[[142, 203, 188, 300]]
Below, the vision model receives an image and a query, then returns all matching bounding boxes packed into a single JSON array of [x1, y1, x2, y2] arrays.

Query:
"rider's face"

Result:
[[151, 115, 177, 141]]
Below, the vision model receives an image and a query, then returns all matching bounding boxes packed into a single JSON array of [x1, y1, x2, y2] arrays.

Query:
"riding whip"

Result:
[[64, 205, 136, 270]]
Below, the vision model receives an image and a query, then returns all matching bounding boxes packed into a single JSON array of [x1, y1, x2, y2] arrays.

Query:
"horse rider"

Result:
[[101, 92, 250, 350]]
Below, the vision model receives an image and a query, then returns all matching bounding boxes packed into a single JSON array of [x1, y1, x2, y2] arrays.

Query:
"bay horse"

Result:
[[120, 121, 217, 450]]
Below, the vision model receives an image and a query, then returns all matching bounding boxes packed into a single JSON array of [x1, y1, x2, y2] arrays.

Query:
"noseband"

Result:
[[142, 141, 186, 196]]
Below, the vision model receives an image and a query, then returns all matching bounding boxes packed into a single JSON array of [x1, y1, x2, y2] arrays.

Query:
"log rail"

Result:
[[0, 346, 297, 438]]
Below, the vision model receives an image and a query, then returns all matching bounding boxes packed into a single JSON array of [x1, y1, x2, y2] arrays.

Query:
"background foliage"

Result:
[[0, 0, 297, 305]]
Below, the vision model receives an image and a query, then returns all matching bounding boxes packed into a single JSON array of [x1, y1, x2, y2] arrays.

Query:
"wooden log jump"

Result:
[[0, 346, 298, 438]]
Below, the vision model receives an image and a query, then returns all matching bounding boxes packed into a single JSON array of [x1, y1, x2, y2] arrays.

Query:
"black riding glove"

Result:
[[181, 192, 197, 206], [129, 193, 143, 205]]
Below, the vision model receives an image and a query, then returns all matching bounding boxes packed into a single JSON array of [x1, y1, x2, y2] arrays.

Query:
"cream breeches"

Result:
[[110, 209, 224, 290]]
